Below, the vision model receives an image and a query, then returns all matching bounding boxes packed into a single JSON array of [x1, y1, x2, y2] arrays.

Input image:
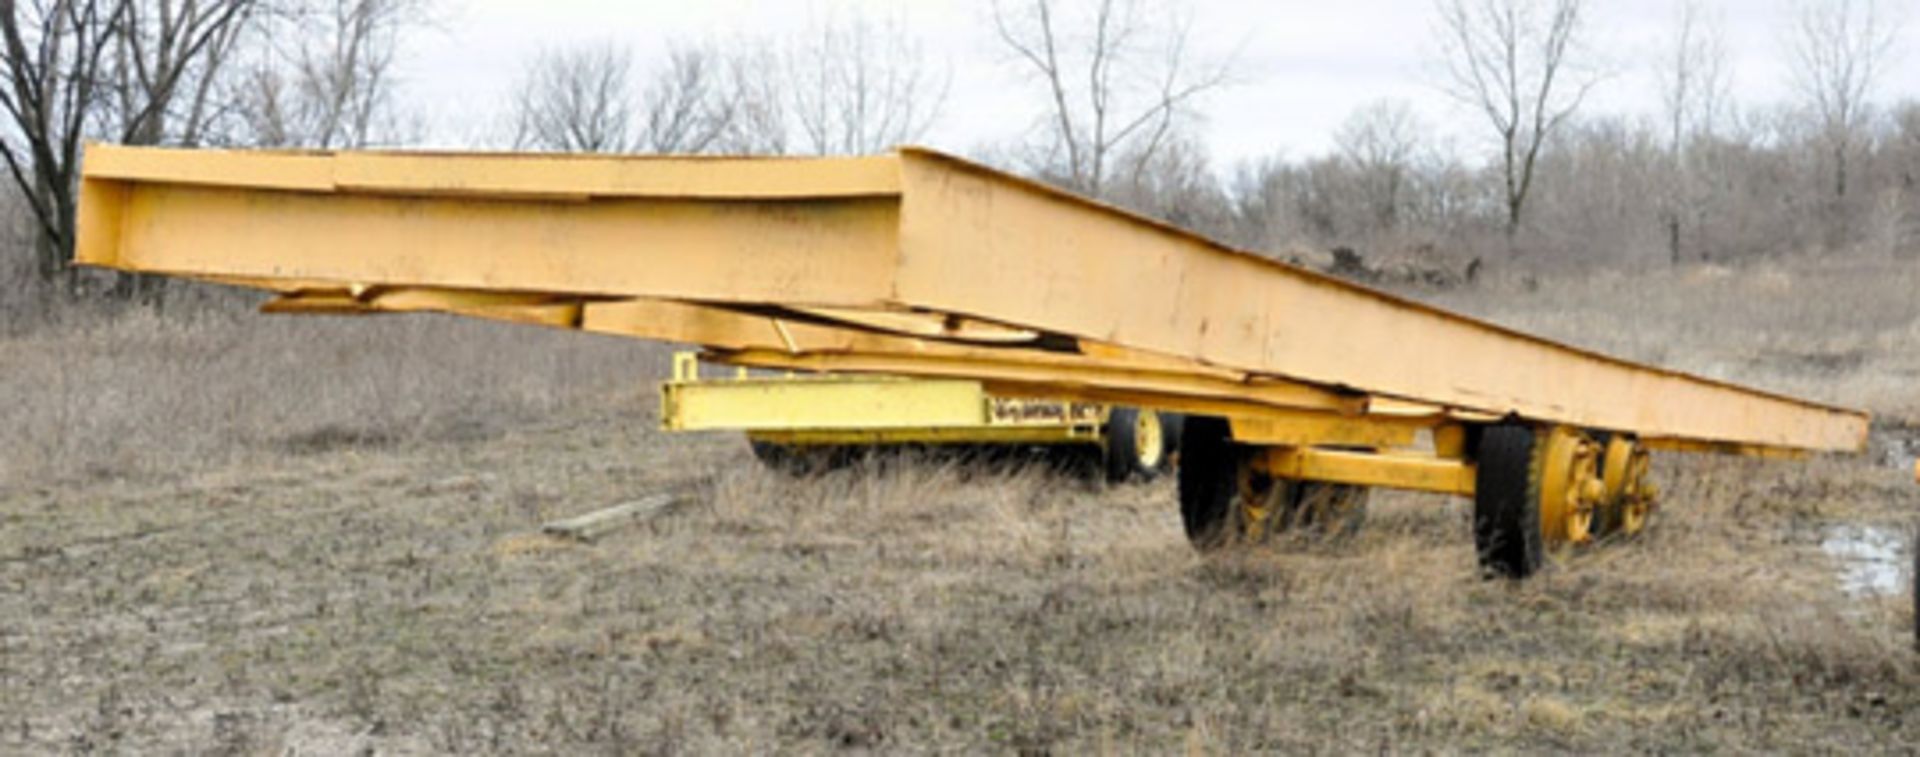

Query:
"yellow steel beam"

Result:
[[1229, 414, 1426, 450], [81, 178, 904, 309], [662, 376, 990, 432], [748, 426, 1099, 446], [712, 347, 1367, 418], [1260, 448, 1478, 497], [81, 144, 904, 199], [251, 283, 1374, 422], [888, 151, 1866, 452], [75, 143, 1869, 454], [1641, 437, 1810, 461]]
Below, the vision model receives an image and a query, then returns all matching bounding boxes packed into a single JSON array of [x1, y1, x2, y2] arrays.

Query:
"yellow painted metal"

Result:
[[707, 345, 1364, 420], [662, 376, 989, 432], [1598, 436, 1654, 537], [1133, 409, 1166, 469], [81, 144, 904, 199], [749, 426, 1099, 446], [662, 352, 1104, 446], [74, 143, 1869, 454], [1641, 437, 1810, 460], [1537, 426, 1602, 546], [1432, 425, 1470, 460], [1259, 448, 1477, 497], [1230, 413, 1426, 450], [889, 151, 1866, 452]]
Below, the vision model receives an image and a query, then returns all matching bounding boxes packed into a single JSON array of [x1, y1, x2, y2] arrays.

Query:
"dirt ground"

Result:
[[3, 258, 1919, 753]]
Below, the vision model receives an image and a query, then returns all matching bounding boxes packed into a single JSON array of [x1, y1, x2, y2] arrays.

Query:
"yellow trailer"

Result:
[[74, 143, 1870, 578], [661, 352, 1178, 482]]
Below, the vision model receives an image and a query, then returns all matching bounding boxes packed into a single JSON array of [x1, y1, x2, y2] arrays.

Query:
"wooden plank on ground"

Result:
[[541, 492, 689, 543]]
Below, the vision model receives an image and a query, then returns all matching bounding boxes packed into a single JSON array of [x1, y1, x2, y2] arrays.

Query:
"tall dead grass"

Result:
[[0, 311, 672, 486], [1416, 257, 1920, 423], [2, 257, 1918, 751]]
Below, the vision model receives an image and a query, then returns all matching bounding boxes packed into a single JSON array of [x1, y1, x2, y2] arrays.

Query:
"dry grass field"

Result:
[[3, 258, 1919, 753]]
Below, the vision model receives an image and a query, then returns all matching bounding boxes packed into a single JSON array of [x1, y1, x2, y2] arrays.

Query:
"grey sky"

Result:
[[406, 1, 1920, 166]]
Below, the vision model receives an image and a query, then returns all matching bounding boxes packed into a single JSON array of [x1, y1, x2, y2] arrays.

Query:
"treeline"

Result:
[[1222, 101, 1920, 275], [1, 0, 1916, 320], [0, 0, 426, 316]]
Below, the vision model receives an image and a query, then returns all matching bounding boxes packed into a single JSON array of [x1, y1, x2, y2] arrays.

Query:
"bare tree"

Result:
[[637, 44, 747, 154], [783, 10, 945, 156], [236, 0, 426, 149], [1786, 0, 1901, 201], [1334, 99, 1425, 229], [1433, 0, 1599, 241], [510, 42, 781, 156], [1653, 0, 1728, 264], [97, 0, 259, 148], [1657, 0, 1728, 153], [510, 43, 636, 153], [713, 46, 786, 154], [990, 0, 1230, 197], [0, 0, 128, 284]]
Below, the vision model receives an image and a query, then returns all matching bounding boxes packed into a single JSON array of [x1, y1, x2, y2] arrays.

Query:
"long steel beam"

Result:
[[74, 143, 1869, 453]]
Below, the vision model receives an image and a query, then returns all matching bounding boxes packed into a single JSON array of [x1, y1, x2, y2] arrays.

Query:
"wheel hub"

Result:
[[1600, 436, 1657, 537], [1134, 410, 1165, 471], [1538, 426, 1602, 546]]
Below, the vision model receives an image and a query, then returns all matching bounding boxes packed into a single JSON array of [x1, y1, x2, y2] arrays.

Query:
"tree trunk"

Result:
[[1666, 212, 1681, 267]]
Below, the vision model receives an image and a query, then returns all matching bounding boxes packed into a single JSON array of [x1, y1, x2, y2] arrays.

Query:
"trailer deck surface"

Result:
[[76, 144, 1866, 454], [73, 143, 1877, 575]]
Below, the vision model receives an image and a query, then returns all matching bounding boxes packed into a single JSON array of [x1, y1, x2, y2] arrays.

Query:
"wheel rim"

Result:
[[1233, 461, 1284, 544], [1538, 426, 1600, 545], [1620, 447, 1654, 535], [1133, 410, 1165, 470], [1599, 436, 1655, 537]]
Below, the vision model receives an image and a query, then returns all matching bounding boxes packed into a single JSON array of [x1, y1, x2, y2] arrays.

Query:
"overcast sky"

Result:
[[405, 0, 1919, 167]]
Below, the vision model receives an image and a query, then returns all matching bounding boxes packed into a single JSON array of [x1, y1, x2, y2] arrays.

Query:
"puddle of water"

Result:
[[1821, 524, 1910, 598]]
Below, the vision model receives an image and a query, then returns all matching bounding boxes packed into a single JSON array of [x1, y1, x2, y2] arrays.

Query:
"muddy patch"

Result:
[[1821, 523, 1909, 598]]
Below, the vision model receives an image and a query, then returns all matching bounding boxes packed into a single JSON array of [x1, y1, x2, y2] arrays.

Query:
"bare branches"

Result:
[[1433, 0, 1598, 239], [236, 0, 428, 149], [640, 44, 754, 154], [508, 42, 763, 155], [1334, 99, 1427, 229], [1656, 0, 1728, 153], [1786, 0, 1903, 199], [0, 0, 130, 281], [510, 43, 636, 153], [990, 0, 1231, 197], [97, 0, 259, 147], [783, 11, 946, 156], [505, 11, 946, 158]]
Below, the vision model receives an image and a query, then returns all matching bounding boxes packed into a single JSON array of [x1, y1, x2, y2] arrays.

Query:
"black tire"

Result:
[[1159, 413, 1187, 471], [748, 439, 845, 477], [1473, 423, 1545, 579], [1103, 407, 1169, 484], [1176, 416, 1371, 550], [1177, 415, 1240, 549]]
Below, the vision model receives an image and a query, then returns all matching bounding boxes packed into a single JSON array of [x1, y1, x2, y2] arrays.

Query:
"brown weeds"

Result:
[[2, 261, 1918, 751]]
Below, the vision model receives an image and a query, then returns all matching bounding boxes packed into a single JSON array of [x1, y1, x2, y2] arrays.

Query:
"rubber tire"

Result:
[[748, 439, 845, 477], [1158, 413, 1186, 472], [1177, 415, 1240, 549], [1473, 423, 1545, 579], [1103, 407, 1167, 484]]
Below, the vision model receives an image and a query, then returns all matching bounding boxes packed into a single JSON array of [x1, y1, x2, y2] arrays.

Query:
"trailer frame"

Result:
[[72, 142, 1871, 578]]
